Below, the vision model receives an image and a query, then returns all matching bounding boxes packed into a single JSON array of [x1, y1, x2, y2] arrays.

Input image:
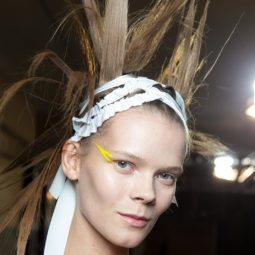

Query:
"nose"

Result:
[[130, 174, 156, 205]]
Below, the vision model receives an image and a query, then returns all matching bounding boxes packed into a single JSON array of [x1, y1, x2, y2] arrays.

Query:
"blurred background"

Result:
[[0, 0, 255, 254]]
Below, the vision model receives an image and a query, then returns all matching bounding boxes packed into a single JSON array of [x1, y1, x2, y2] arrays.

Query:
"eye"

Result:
[[117, 161, 131, 169], [116, 160, 134, 173], [157, 172, 177, 186]]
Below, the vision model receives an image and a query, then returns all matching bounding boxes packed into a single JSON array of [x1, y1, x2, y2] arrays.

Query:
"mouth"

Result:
[[118, 213, 150, 228]]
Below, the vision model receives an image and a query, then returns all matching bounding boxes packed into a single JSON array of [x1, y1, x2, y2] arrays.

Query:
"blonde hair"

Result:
[[0, 1, 224, 254]]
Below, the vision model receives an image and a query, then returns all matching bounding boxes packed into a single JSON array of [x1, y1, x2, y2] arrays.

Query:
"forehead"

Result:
[[93, 106, 186, 165]]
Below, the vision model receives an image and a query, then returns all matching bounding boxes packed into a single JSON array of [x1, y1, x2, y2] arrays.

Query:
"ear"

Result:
[[61, 140, 81, 181]]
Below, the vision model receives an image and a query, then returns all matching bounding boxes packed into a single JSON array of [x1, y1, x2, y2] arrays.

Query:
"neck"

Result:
[[64, 209, 129, 255]]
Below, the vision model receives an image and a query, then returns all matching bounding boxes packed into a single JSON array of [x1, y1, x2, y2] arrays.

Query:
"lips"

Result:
[[118, 213, 150, 228]]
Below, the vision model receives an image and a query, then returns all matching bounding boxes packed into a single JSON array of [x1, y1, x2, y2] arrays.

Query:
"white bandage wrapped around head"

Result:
[[44, 75, 188, 255]]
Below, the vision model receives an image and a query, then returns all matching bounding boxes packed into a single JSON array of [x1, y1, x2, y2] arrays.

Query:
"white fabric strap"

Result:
[[45, 74, 187, 254], [44, 175, 76, 255], [48, 166, 66, 198]]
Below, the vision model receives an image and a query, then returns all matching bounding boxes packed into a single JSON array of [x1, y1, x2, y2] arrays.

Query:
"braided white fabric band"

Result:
[[44, 75, 188, 254], [70, 75, 187, 141]]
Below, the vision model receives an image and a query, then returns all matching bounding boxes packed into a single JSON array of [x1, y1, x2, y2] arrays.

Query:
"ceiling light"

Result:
[[213, 154, 239, 181]]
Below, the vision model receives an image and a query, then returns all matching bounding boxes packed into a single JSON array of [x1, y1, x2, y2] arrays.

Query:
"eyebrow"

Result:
[[159, 166, 184, 175], [112, 149, 183, 175], [112, 149, 144, 161]]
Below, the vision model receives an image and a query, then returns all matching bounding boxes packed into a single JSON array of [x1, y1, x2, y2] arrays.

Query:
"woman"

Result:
[[60, 76, 187, 255], [45, 75, 189, 254], [0, 0, 221, 254]]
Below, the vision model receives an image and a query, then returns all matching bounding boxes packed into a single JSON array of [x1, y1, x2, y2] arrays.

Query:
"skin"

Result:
[[62, 106, 186, 255], [94, 143, 113, 163]]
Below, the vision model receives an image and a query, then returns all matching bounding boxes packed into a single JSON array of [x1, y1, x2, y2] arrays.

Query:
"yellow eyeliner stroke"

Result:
[[94, 143, 113, 163]]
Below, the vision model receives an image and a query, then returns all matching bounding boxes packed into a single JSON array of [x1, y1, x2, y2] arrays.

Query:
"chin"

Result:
[[113, 234, 148, 249]]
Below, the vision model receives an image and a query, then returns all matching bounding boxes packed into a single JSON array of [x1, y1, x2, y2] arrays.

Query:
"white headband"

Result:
[[44, 75, 188, 254], [71, 75, 187, 141]]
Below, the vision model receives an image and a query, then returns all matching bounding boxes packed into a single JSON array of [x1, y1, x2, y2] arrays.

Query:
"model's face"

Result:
[[75, 107, 186, 248]]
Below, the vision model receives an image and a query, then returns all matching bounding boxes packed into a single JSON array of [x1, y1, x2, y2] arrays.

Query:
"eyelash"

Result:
[[156, 172, 177, 186], [114, 160, 178, 186], [115, 160, 134, 173]]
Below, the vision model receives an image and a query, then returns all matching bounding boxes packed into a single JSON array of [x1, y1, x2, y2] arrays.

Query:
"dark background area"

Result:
[[0, 0, 255, 254]]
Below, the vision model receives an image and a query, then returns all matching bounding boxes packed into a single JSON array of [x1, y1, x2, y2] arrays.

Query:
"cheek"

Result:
[[77, 163, 126, 211], [155, 185, 176, 216]]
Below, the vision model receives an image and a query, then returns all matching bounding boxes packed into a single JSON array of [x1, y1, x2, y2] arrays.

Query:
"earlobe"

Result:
[[61, 140, 81, 181]]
